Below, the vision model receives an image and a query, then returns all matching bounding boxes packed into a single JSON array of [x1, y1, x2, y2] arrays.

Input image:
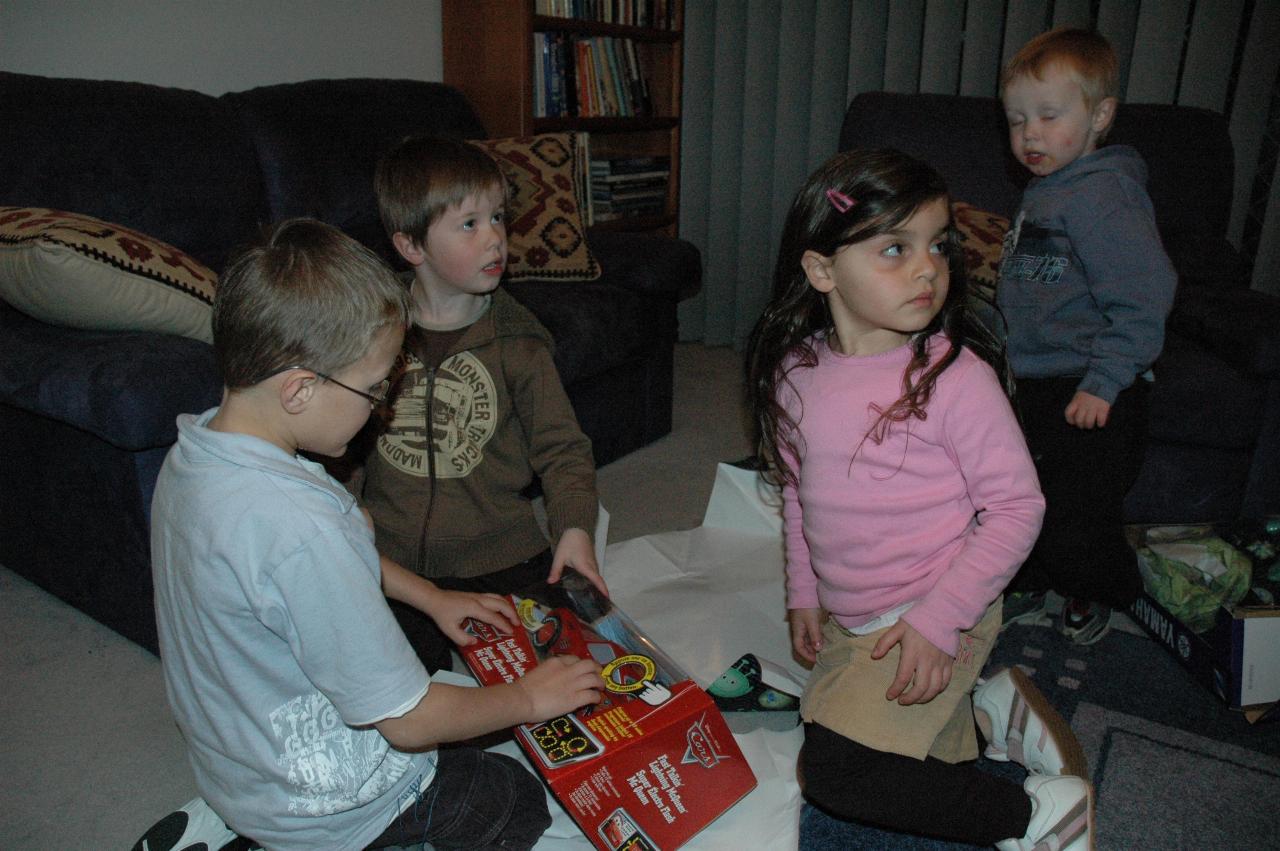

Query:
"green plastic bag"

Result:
[[1137, 536, 1252, 633]]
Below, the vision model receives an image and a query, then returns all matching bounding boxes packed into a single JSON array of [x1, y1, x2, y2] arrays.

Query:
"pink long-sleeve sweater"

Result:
[[780, 334, 1045, 656]]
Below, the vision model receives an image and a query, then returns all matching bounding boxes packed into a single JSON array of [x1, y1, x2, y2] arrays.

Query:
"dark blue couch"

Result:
[[839, 91, 1279, 525], [0, 72, 700, 653]]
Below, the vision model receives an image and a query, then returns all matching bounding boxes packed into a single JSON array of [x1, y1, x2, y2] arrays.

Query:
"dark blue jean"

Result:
[[366, 748, 551, 850]]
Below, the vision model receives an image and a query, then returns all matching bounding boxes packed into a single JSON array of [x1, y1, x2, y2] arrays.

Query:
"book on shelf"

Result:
[[535, 0, 674, 30], [532, 32, 654, 118], [591, 155, 670, 175], [589, 154, 670, 222]]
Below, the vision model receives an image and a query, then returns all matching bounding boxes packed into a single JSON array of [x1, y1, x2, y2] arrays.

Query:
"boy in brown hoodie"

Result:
[[362, 136, 604, 671]]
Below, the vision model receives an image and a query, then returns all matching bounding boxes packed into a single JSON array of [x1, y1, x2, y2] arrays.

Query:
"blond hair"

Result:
[[374, 136, 506, 245], [213, 218, 409, 388], [1001, 27, 1119, 112]]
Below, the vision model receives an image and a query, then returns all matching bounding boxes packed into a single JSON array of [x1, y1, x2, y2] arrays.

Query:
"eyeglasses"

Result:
[[266, 365, 392, 407], [316, 371, 392, 407]]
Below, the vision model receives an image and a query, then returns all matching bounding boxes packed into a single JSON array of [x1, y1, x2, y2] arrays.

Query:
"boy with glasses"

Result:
[[148, 218, 601, 850]]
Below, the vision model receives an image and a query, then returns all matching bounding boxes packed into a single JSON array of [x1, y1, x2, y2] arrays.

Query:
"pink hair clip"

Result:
[[825, 188, 857, 213]]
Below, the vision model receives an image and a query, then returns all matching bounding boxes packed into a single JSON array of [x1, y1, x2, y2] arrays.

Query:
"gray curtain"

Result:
[[677, 0, 1280, 349]]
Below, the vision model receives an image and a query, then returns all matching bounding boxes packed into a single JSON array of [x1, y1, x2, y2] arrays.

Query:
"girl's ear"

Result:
[[801, 249, 836, 293], [279, 370, 317, 414], [392, 231, 427, 266]]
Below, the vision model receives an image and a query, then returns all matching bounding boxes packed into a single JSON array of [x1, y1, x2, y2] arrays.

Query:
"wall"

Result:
[[0, 0, 443, 95]]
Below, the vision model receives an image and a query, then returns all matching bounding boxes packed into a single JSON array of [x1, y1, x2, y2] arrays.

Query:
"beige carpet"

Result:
[[0, 342, 750, 849]]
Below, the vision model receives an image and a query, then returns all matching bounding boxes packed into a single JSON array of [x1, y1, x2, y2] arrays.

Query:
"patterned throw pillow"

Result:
[[470, 133, 602, 283], [951, 202, 1010, 303], [0, 207, 216, 342]]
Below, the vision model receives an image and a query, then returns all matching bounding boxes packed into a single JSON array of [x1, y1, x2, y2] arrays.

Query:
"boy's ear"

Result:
[[391, 231, 426, 266], [801, 249, 836, 293], [1092, 96, 1118, 135], [278, 370, 317, 414]]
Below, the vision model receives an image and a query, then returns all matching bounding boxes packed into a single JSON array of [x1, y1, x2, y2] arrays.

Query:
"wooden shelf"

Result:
[[444, 0, 684, 236], [533, 116, 679, 133], [589, 213, 677, 232]]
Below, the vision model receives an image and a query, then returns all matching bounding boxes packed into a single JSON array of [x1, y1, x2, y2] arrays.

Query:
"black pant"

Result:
[[1010, 377, 1148, 608], [390, 549, 562, 673], [799, 723, 1030, 845], [366, 748, 551, 850]]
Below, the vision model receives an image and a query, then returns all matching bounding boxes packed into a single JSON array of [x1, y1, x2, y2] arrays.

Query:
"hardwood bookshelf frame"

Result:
[[443, 0, 684, 234]]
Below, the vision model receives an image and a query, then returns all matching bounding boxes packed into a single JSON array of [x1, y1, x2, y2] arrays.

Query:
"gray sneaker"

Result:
[[1001, 591, 1049, 630], [1059, 599, 1111, 646]]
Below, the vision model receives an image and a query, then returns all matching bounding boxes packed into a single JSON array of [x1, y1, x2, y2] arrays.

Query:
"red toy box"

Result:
[[460, 580, 758, 850]]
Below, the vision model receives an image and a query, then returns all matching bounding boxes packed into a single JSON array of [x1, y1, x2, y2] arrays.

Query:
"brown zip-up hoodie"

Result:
[[361, 288, 598, 579]]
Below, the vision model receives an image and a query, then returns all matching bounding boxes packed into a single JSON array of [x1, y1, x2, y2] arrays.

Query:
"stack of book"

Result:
[[590, 155, 669, 222], [535, 0, 675, 29], [533, 34, 652, 119]]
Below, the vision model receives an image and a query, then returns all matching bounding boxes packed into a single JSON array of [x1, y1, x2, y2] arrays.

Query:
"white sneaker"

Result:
[[973, 667, 1087, 777], [996, 774, 1095, 850], [131, 797, 246, 851]]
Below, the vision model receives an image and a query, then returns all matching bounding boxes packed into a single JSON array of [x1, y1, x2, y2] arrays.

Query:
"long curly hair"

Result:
[[745, 148, 1006, 489]]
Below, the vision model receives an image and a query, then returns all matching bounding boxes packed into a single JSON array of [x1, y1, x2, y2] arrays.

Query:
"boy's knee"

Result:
[[424, 749, 550, 850], [500, 757, 553, 847], [474, 751, 551, 850]]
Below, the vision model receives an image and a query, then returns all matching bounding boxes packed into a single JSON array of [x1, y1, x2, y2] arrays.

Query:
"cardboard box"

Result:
[[460, 580, 758, 850], [1128, 524, 1280, 714], [1129, 589, 1280, 712]]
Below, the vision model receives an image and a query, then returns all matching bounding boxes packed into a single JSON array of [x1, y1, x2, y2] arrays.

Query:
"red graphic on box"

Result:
[[460, 584, 757, 850]]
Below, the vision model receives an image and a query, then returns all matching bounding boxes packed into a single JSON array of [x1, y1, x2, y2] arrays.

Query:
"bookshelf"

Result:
[[442, 1, 684, 235]]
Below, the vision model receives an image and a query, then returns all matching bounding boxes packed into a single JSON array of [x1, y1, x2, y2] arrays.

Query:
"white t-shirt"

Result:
[[152, 409, 435, 850]]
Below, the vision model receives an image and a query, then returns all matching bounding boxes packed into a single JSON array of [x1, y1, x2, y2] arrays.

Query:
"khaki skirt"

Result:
[[800, 600, 1002, 762]]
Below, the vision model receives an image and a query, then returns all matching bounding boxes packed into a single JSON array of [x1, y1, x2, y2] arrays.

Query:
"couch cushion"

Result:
[[1169, 284, 1280, 378], [951, 203, 1008, 302], [471, 133, 601, 282], [580, 231, 702, 298], [840, 92, 1023, 218], [0, 207, 216, 342], [222, 79, 487, 263], [0, 301, 220, 451], [1109, 103, 1234, 242], [0, 71, 266, 272], [504, 279, 650, 387], [1147, 334, 1264, 450]]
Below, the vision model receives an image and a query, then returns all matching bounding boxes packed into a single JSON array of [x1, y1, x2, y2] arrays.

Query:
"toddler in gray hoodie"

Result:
[[997, 27, 1177, 646]]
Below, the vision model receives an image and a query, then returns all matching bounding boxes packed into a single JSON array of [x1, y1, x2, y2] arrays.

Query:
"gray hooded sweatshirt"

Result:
[[997, 144, 1177, 403]]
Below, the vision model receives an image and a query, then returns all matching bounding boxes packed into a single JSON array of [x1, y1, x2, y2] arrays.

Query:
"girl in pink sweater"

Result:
[[746, 149, 1094, 850]]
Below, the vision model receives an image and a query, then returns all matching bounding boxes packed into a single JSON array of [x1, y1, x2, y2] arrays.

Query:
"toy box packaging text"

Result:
[[460, 581, 757, 850]]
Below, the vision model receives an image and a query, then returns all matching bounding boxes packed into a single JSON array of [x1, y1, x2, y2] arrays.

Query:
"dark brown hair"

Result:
[[213, 218, 409, 388], [745, 148, 983, 490]]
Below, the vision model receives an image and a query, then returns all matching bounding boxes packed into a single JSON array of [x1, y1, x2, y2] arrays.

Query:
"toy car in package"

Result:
[[459, 577, 757, 851]]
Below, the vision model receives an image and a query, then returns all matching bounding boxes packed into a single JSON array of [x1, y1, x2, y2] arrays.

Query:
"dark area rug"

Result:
[[799, 619, 1280, 849]]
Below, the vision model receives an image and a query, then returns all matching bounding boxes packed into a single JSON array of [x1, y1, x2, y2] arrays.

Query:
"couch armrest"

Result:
[[1168, 284, 1280, 379], [0, 303, 221, 451], [586, 231, 702, 300]]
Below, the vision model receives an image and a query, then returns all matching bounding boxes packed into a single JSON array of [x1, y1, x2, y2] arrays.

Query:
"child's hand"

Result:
[[515, 654, 603, 723], [549, 527, 609, 597], [1064, 390, 1110, 429], [871, 620, 954, 705], [789, 607, 826, 664], [421, 587, 521, 646]]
